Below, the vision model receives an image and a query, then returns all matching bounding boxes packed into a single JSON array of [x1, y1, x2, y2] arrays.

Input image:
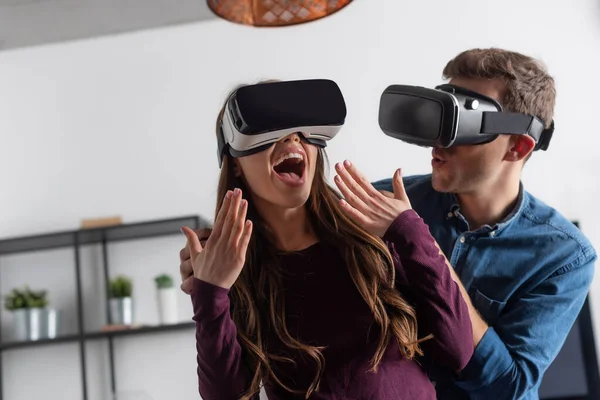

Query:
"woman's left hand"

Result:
[[334, 160, 412, 237]]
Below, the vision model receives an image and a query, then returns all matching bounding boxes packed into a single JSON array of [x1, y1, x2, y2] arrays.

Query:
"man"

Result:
[[372, 47, 597, 399]]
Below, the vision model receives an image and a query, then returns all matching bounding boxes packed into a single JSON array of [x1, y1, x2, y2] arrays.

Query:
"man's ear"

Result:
[[505, 135, 535, 162], [232, 159, 242, 177]]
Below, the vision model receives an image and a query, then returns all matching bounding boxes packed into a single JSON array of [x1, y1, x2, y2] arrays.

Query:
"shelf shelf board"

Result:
[[0, 333, 82, 351], [85, 321, 196, 340], [0, 322, 195, 351], [0, 215, 210, 255]]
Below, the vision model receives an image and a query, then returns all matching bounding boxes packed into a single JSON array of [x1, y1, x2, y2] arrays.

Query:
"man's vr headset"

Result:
[[378, 83, 554, 151], [217, 79, 347, 167]]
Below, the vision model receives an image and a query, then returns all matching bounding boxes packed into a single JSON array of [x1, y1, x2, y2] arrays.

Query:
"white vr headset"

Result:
[[217, 79, 347, 167]]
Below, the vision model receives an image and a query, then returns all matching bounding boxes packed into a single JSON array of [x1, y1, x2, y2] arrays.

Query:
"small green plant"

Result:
[[108, 275, 132, 298], [154, 274, 174, 289], [4, 286, 49, 311]]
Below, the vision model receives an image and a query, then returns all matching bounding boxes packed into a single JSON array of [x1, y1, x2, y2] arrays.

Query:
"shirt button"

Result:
[[447, 212, 453, 218], [460, 236, 466, 243], [490, 231, 496, 237]]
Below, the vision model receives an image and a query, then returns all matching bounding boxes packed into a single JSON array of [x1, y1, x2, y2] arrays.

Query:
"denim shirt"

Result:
[[373, 174, 596, 400]]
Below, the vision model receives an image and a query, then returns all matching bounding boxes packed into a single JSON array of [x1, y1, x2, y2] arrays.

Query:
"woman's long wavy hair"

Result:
[[215, 82, 423, 399]]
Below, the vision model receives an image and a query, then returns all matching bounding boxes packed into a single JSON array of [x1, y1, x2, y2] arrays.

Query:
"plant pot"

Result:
[[12, 308, 59, 341], [109, 297, 134, 325], [156, 287, 178, 325]]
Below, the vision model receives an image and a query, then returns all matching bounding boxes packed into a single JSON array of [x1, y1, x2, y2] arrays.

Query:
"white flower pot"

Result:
[[12, 308, 59, 341], [109, 297, 134, 325], [156, 287, 178, 325]]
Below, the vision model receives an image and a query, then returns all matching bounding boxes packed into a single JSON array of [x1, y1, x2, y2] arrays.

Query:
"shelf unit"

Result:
[[0, 215, 208, 400]]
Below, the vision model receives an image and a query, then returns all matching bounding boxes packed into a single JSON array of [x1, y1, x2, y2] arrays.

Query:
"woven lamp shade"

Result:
[[207, 0, 353, 27]]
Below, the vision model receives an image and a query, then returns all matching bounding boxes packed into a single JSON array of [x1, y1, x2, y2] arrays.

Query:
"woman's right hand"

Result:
[[180, 188, 253, 290]]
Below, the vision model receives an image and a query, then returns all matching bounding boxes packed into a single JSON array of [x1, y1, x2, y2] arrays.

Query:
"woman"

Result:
[[180, 80, 473, 400]]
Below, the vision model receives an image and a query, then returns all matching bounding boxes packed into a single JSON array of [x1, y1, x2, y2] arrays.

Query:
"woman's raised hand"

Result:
[[334, 160, 411, 238], [180, 188, 253, 290]]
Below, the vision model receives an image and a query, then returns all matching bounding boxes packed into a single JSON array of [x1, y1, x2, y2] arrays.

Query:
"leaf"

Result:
[[109, 275, 133, 298], [3, 285, 49, 310]]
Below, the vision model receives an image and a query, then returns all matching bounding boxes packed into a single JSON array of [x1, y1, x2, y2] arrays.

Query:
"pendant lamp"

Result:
[[207, 0, 353, 27]]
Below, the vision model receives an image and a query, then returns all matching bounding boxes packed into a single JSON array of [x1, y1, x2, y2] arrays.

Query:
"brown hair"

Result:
[[214, 82, 423, 399], [442, 48, 556, 129]]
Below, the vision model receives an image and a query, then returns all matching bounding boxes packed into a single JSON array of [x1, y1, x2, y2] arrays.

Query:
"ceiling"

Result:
[[0, 0, 217, 51]]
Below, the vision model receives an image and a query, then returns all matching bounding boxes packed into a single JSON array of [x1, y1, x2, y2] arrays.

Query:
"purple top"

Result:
[[191, 210, 473, 399]]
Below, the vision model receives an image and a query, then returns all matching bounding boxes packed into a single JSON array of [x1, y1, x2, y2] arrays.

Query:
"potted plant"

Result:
[[3, 286, 58, 341], [108, 275, 134, 325], [154, 274, 178, 325]]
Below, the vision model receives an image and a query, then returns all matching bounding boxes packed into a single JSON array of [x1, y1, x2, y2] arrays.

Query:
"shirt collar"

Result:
[[443, 181, 527, 234]]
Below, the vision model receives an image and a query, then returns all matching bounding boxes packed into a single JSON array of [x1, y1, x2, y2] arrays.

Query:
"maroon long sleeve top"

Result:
[[190, 210, 473, 399]]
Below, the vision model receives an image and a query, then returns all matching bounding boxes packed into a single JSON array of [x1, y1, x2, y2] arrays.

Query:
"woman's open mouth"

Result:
[[272, 152, 306, 187]]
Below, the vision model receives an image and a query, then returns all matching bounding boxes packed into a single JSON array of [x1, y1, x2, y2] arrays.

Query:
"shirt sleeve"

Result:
[[383, 210, 474, 372], [453, 251, 596, 399], [191, 278, 255, 400]]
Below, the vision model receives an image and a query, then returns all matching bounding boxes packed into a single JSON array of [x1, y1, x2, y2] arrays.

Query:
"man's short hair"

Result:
[[443, 48, 556, 130]]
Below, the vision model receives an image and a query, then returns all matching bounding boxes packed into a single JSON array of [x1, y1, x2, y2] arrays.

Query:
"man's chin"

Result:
[[431, 174, 453, 193]]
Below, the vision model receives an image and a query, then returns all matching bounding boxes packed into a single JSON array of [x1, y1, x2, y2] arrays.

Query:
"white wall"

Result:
[[1, 0, 599, 399]]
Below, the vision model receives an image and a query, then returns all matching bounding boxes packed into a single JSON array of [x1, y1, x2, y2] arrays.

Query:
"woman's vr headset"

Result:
[[217, 79, 347, 167], [378, 83, 554, 151]]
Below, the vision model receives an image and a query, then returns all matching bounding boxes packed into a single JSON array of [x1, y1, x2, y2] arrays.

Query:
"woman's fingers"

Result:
[[209, 190, 233, 241], [221, 188, 242, 240], [392, 168, 409, 203], [339, 160, 380, 197], [229, 198, 248, 249], [181, 226, 203, 258], [335, 162, 371, 207], [334, 176, 370, 216], [334, 174, 360, 206], [180, 228, 212, 262], [236, 220, 253, 264], [339, 199, 371, 227]]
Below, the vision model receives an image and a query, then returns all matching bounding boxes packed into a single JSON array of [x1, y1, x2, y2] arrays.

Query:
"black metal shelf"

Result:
[[0, 322, 196, 351], [0, 215, 208, 256], [85, 321, 195, 340], [0, 214, 208, 400], [0, 333, 81, 351]]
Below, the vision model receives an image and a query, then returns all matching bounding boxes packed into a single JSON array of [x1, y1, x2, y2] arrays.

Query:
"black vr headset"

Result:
[[378, 83, 554, 151], [217, 79, 347, 167]]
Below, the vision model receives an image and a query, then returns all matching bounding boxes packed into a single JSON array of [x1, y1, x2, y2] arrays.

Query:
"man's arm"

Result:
[[457, 252, 594, 398], [373, 178, 596, 397], [429, 235, 595, 398]]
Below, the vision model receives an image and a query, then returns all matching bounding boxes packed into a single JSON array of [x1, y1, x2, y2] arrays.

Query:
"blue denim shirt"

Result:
[[373, 174, 596, 400]]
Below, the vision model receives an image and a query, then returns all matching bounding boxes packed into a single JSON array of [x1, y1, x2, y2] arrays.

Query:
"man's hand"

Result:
[[334, 160, 411, 237], [179, 228, 212, 294]]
